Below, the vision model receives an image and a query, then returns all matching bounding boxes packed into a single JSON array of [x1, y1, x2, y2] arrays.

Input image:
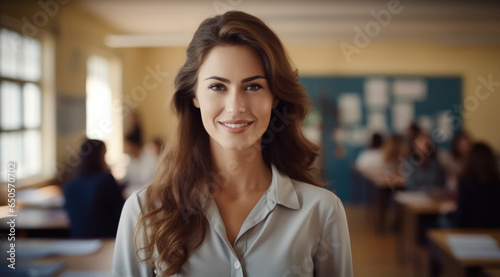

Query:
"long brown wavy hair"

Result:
[[136, 11, 322, 276]]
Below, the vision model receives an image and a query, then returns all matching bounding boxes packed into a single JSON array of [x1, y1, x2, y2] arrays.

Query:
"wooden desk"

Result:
[[0, 207, 70, 237], [5, 239, 116, 276], [395, 192, 443, 275], [38, 239, 115, 276], [485, 268, 500, 277], [428, 229, 500, 277]]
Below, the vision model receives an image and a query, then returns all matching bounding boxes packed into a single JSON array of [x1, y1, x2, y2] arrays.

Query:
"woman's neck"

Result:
[[209, 139, 272, 196]]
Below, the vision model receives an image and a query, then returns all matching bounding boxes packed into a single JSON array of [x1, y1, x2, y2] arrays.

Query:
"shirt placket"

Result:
[[205, 179, 278, 277]]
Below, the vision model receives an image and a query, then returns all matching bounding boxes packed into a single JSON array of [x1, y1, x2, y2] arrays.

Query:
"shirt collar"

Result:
[[267, 164, 300, 210]]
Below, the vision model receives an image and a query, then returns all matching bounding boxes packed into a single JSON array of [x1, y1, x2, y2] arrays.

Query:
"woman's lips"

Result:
[[218, 120, 254, 133]]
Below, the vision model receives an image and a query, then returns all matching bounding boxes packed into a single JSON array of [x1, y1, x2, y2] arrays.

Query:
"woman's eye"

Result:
[[245, 84, 262, 91], [208, 84, 225, 91]]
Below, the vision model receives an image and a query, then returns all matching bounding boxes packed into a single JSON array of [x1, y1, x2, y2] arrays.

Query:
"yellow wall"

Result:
[[121, 47, 187, 142]]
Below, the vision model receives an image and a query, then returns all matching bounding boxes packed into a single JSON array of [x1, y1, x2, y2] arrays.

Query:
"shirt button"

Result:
[[234, 261, 241, 270]]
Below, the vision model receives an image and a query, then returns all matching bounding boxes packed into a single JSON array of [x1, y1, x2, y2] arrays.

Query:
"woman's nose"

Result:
[[225, 91, 246, 114]]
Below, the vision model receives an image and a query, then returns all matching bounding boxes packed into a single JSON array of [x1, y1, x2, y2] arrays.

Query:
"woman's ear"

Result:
[[272, 97, 279, 108], [193, 97, 200, 108]]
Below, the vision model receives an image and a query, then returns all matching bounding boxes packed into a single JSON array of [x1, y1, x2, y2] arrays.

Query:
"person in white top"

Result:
[[355, 132, 385, 181], [121, 134, 158, 197], [113, 11, 353, 277]]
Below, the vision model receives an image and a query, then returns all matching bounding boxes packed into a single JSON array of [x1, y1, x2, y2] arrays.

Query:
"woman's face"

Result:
[[193, 45, 277, 151], [457, 136, 472, 156]]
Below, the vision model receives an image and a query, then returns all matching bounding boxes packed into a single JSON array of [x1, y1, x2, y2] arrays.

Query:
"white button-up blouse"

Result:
[[112, 165, 353, 277]]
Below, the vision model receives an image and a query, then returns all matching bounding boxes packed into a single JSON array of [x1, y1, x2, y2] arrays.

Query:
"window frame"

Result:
[[0, 21, 56, 188]]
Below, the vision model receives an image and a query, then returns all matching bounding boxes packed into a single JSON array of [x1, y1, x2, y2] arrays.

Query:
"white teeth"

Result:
[[222, 123, 250, 128]]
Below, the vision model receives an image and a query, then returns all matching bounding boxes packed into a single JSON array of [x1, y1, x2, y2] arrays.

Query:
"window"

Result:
[[0, 28, 42, 182], [86, 54, 124, 178], [86, 55, 112, 144]]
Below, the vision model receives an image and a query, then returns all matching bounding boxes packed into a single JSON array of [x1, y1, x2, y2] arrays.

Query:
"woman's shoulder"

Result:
[[289, 178, 344, 211], [122, 187, 149, 216]]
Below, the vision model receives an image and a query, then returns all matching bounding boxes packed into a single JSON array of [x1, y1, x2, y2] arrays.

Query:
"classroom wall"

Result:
[[121, 47, 186, 142], [286, 44, 500, 151], [53, 5, 128, 180]]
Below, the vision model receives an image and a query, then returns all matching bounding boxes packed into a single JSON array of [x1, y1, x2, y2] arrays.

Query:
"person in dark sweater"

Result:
[[63, 139, 125, 238], [454, 142, 500, 228]]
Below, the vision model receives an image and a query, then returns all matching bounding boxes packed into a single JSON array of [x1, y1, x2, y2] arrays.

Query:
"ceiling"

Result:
[[73, 0, 500, 47]]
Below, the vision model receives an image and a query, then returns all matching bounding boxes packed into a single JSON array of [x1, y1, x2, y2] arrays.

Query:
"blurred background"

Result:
[[1, 0, 500, 276]]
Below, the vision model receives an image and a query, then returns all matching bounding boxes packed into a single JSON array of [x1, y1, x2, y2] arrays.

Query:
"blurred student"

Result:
[[145, 137, 164, 157], [405, 132, 446, 197], [440, 131, 473, 198], [122, 133, 158, 196], [406, 122, 421, 154], [382, 135, 408, 184], [454, 142, 500, 228], [63, 139, 125, 238], [355, 132, 384, 180]]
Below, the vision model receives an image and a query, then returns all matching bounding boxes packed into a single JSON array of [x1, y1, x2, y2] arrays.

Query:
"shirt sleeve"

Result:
[[314, 195, 353, 277], [112, 191, 154, 277]]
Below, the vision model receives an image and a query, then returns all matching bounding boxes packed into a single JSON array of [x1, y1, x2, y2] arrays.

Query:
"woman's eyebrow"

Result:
[[203, 75, 266, 83], [204, 76, 230, 83], [241, 75, 266, 83]]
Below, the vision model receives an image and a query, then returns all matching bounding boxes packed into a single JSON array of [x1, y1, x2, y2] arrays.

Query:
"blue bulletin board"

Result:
[[299, 76, 462, 203]]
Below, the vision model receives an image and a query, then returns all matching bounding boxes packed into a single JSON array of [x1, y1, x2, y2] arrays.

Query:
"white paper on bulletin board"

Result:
[[436, 111, 454, 143], [418, 115, 434, 134], [364, 78, 389, 109], [367, 112, 387, 133], [392, 103, 414, 134], [393, 79, 427, 101], [349, 127, 368, 146], [338, 93, 361, 125]]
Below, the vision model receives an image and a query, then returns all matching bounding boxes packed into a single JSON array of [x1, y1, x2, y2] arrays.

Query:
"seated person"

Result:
[[382, 135, 408, 185], [454, 142, 500, 228], [63, 139, 125, 238], [121, 133, 158, 196], [405, 132, 445, 197], [439, 131, 473, 200], [355, 132, 384, 181]]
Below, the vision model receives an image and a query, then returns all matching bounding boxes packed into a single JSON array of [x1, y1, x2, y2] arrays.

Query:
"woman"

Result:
[[454, 142, 500, 228], [381, 135, 407, 184], [444, 131, 473, 198], [113, 11, 352, 277], [63, 139, 125, 238], [405, 132, 446, 196], [355, 132, 384, 180]]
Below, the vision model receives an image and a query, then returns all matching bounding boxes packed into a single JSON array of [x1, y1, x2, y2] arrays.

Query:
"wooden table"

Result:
[[395, 192, 444, 275], [0, 207, 70, 237], [484, 268, 500, 277], [39, 239, 115, 276], [6, 239, 116, 276], [428, 229, 500, 277]]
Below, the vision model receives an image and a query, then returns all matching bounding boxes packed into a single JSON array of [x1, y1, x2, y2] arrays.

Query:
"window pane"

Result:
[[1, 81, 22, 130], [22, 36, 42, 81], [86, 55, 112, 141], [24, 83, 41, 128], [0, 131, 23, 181], [0, 28, 21, 78], [23, 129, 41, 177]]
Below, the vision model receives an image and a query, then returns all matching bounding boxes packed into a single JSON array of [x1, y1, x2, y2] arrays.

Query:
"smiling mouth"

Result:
[[218, 121, 254, 133], [220, 122, 252, 128]]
